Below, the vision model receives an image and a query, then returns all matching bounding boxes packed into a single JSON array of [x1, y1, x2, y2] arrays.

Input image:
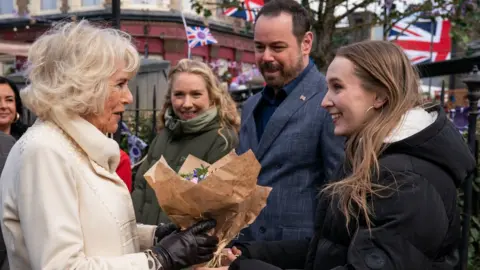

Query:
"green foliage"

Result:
[[441, 0, 480, 49], [460, 129, 480, 269], [119, 135, 129, 154], [179, 164, 210, 181], [458, 186, 480, 268], [191, 1, 213, 18]]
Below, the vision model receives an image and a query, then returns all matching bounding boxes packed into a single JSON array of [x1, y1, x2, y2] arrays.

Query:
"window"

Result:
[[41, 0, 57, 10], [81, 0, 101, 6], [1, 61, 15, 76], [0, 0, 14, 15], [131, 0, 157, 4], [124, 0, 169, 10]]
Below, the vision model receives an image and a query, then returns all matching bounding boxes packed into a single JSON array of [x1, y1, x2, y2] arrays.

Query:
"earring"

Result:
[[14, 113, 19, 122], [365, 106, 375, 113]]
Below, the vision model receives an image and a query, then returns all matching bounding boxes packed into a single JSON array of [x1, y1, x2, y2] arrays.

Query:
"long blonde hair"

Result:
[[322, 40, 423, 229], [159, 59, 241, 140]]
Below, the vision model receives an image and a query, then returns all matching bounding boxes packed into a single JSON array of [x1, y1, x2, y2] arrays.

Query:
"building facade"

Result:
[[0, 0, 256, 76]]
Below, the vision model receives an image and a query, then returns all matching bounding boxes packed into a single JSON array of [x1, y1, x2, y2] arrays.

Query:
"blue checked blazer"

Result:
[[236, 65, 345, 242]]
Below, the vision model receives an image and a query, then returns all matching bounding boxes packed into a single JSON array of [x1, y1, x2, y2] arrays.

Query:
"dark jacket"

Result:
[[0, 132, 15, 173], [10, 122, 27, 141], [0, 132, 15, 270], [231, 105, 475, 270], [131, 117, 238, 225], [236, 64, 345, 242]]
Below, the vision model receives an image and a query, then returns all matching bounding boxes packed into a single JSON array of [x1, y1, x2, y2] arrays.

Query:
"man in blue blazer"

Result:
[[236, 0, 345, 242]]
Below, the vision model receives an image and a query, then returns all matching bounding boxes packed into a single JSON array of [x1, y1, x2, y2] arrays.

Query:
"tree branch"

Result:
[[386, 15, 422, 41], [334, 0, 377, 23], [382, 9, 421, 36], [316, 0, 327, 26], [383, 0, 451, 35], [335, 20, 380, 33]]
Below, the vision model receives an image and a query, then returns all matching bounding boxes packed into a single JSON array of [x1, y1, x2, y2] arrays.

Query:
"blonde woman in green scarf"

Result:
[[132, 59, 240, 225]]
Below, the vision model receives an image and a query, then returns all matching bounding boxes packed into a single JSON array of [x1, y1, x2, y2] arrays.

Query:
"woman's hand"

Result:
[[220, 247, 242, 266], [151, 219, 218, 270], [193, 247, 242, 270], [154, 223, 179, 244]]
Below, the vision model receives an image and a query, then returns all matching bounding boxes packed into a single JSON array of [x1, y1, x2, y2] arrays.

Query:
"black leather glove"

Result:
[[154, 223, 179, 245], [152, 219, 218, 270]]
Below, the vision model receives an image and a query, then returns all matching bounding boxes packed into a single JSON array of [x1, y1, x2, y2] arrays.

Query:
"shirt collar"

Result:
[[283, 58, 314, 95], [262, 86, 286, 105], [262, 58, 315, 100]]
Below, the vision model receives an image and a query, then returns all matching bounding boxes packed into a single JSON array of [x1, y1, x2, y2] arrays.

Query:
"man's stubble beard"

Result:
[[263, 52, 304, 89]]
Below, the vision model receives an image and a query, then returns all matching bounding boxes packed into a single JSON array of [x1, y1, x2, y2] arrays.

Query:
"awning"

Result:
[[0, 40, 30, 57], [415, 55, 480, 78]]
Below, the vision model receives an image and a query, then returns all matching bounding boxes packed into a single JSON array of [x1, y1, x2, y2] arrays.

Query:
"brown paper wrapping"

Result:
[[144, 150, 272, 267]]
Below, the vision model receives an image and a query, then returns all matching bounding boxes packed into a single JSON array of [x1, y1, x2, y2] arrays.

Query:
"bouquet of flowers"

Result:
[[179, 164, 209, 184], [143, 150, 271, 267]]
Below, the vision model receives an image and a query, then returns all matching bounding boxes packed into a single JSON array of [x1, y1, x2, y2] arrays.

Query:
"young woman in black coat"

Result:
[[198, 40, 476, 270]]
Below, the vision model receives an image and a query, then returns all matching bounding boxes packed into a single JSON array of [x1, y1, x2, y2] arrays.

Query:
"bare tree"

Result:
[[190, 0, 480, 70]]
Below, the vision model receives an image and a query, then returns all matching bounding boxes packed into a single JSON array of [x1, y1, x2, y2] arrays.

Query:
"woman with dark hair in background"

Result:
[[0, 77, 26, 270], [0, 77, 28, 139]]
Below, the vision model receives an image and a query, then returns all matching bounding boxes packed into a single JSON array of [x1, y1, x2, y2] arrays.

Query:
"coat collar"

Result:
[[49, 109, 120, 174]]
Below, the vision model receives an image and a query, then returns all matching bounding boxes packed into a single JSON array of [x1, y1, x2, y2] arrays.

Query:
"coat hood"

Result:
[[382, 104, 476, 187]]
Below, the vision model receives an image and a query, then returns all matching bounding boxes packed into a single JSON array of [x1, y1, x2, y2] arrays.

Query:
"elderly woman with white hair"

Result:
[[0, 21, 218, 270]]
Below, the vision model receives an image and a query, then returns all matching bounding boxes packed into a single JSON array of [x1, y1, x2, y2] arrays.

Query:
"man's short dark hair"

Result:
[[255, 0, 312, 42]]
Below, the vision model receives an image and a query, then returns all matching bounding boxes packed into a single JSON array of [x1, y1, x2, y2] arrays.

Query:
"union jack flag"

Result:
[[186, 26, 218, 48], [388, 16, 451, 65], [223, 0, 264, 22]]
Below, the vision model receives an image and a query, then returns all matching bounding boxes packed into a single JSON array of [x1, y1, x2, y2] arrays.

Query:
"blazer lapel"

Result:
[[255, 68, 322, 161], [242, 94, 262, 153]]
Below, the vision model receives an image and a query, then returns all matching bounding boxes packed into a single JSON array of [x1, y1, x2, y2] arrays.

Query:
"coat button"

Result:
[[259, 226, 266, 233]]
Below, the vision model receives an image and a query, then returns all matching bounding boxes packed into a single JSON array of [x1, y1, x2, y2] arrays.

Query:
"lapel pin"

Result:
[[300, 95, 306, 101]]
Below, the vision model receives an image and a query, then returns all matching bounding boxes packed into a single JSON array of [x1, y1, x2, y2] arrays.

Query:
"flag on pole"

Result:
[[180, 12, 191, 59], [388, 15, 451, 65], [223, 0, 264, 22], [186, 26, 218, 48]]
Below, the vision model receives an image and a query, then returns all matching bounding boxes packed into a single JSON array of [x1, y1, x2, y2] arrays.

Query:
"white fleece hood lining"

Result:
[[384, 107, 438, 143]]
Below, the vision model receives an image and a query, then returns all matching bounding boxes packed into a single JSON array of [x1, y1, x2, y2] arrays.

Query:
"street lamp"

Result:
[[460, 65, 480, 270], [112, 0, 121, 29]]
